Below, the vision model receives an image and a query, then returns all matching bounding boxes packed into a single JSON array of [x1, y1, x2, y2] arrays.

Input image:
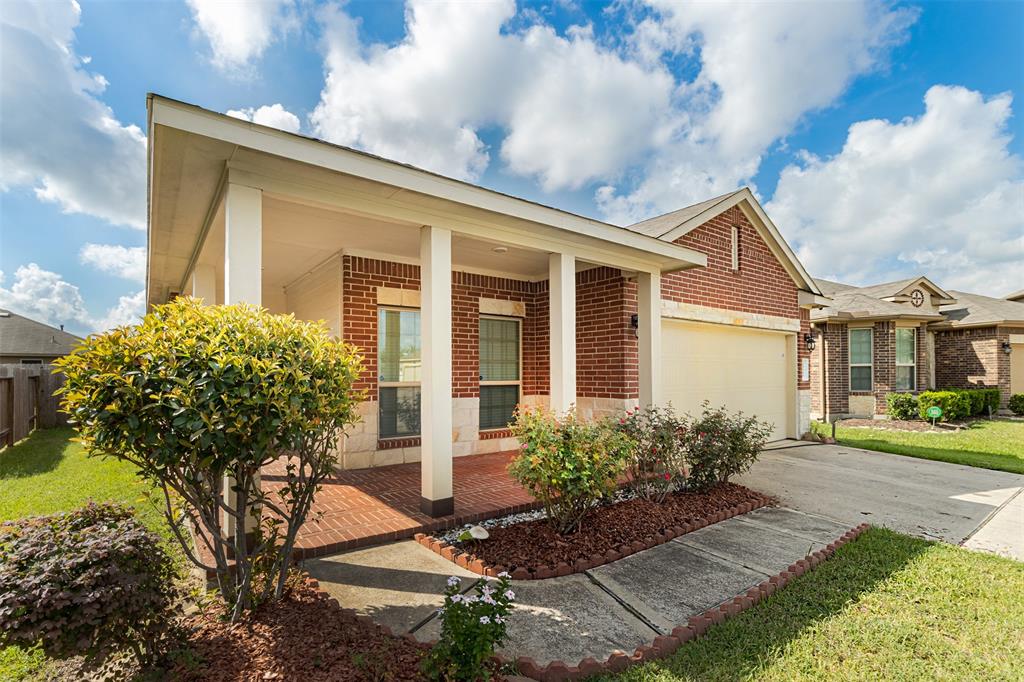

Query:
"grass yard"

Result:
[[611, 527, 1024, 681], [1, 428, 179, 681], [817, 419, 1024, 474]]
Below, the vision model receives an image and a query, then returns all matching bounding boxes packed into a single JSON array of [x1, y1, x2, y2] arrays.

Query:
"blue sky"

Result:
[[2, 0, 1022, 337]]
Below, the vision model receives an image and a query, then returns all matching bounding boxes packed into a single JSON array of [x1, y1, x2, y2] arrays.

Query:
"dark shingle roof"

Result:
[[0, 309, 83, 357]]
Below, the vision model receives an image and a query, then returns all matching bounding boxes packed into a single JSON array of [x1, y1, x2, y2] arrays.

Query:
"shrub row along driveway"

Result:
[[305, 506, 851, 667], [738, 441, 1024, 559]]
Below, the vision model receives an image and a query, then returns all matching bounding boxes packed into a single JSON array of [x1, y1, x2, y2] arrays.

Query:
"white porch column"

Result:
[[637, 271, 662, 408], [549, 252, 576, 414], [190, 263, 217, 304], [223, 182, 262, 540], [420, 225, 454, 517]]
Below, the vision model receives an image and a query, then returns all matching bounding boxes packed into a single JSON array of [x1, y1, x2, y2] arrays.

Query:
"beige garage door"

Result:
[[1012, 344, 1024, 395], [661, 319, 793, 440]]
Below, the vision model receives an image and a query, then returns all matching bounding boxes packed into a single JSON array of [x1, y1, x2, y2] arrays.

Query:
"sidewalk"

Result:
[[303, 506, 851, 665]]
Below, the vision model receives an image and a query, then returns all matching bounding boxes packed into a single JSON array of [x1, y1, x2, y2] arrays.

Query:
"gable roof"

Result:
[[623, 187, 822, 295], [0, 310, 83, 358], [855, 276, 954, 303], [934, 291, 1024, 329], [809, 287, 944, 323], [1005, 289, 1024, 302]]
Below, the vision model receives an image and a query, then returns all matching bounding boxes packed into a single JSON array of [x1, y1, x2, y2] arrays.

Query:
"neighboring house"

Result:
[[809, 279, 1024, 419], [0, 309, 82, 364], [146, 95, 827, 516], [1006, 290, 1024, 303]]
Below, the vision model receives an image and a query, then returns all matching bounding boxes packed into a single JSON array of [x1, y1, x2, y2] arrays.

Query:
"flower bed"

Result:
[[171, 578, 427, 681], [416, 483, 773, 579]]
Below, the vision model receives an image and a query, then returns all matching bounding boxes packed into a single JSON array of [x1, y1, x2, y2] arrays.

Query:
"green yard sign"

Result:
[[926, 405, 943, 424]]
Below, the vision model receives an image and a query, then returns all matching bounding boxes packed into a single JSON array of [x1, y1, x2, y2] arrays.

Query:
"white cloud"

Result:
[[96, 289, 146, 330], [186, 0, 297, 72], [226, 103, 302, 133], [309, 0, 915, 222], [0, 263, 91, 329], [0, 0, 146, 228], [311, 0, 676, 185], [79, 243, 146, 283], [596, 0, 918, 224], [767, 85, 1024, 297], [0, 264, 145, 332]]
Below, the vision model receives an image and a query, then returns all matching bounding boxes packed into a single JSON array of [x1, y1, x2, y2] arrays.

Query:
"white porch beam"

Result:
[[549, 253, 576, 414], [223, 182, 263, 540], [190, 263, 217, 304], [420, 225, 454, 517], [637, 272, 662, 408]]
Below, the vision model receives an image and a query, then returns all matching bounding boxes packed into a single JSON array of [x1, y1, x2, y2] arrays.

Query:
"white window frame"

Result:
[[478, 314, 522, 431], [849, 327, 873, 392], [895, 327, 917, 391], [377, 306, 421, 438]]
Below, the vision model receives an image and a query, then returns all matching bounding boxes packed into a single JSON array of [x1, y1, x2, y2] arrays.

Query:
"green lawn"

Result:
[[1, 428, 178, 681], [815, 419, 1024, 474], [610, 527, 1024, 681]]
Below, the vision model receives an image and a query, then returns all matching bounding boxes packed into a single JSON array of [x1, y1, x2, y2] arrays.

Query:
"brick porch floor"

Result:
[[262, 451, 538, 559]]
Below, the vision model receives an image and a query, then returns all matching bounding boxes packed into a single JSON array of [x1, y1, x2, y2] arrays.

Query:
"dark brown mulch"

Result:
[[840, 418, 969, 432], [171, 578, 427, 681], [457, 483, 771, 572]]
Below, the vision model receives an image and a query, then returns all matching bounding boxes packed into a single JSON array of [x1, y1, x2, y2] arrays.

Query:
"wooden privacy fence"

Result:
[[0, 364, 67, 447]]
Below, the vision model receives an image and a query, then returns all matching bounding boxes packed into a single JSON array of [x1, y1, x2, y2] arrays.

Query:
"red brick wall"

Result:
[[663, 206, 800, 320], [342, 256, 546, 399], [576, 267, 638, 400], [872, 321, 895, 413], [934, 325, 1021, 407], [819, 323, 849, 415]]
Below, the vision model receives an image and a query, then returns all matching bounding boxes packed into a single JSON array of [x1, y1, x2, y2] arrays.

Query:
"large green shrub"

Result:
[[885, 393, 919, 421], [614, 404, 687, 502], [0, 503, 177, 666], [917, 391, 971, 422], [681, 403, 773, 492], [1009, 394, 1024, 416], [55, 299, 364, 620], [509, 407, 630, 534]]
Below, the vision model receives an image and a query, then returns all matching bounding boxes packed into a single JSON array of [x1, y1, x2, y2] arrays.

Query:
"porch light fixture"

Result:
[[630, 313, 639, 338], [1002, 341, 1013, 355], [804, 333, 816, 352]]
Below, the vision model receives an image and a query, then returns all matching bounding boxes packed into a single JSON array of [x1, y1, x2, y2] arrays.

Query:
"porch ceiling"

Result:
[[147, 94, 707, 307]]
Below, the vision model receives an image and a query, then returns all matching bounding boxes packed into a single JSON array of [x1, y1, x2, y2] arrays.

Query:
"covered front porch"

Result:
[[264, 450, 535, 559], [147, 95, 706, 521]]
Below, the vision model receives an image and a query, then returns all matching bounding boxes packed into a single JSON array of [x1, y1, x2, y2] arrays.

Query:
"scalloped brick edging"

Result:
[[509, 522, 872, 681], [413, 493, 774, 580]]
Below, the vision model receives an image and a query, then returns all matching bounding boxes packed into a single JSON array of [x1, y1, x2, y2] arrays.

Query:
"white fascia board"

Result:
[[657, 187, 820, 295], [798, 291, 832, 308], [148, 96, 706, 272]]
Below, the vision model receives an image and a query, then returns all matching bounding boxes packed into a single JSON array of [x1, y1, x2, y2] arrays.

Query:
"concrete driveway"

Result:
[[738, 442, 1024, 559]]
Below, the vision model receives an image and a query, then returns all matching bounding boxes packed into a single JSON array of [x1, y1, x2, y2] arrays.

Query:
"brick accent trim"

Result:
[[478, 428, 513, 440], [377, 437, 420, 450]]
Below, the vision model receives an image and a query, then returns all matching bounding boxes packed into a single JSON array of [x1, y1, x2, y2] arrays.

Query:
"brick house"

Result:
[[146, 95, 827, 516], [809, 278, 1024, 419]]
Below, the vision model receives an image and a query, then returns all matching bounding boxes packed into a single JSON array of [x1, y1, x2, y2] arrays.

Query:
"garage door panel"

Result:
[[662, 320, 791, 440]]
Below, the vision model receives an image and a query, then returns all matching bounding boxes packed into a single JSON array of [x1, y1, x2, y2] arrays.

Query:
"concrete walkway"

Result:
[[303, 507, 850, 665], [740, 441, 1024, 559]]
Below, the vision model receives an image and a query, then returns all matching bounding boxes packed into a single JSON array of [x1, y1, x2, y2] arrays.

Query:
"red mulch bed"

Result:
[[172, 578, 427, 681], [452, 483, 771, 573]]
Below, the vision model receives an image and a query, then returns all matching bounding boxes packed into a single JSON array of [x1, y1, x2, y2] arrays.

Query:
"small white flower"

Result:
[[482, 595, 496, 605], [504, 590, 516, 601], [479, 616, 491, 625], [482, 585, 495, 596], [494, 615, 505, 624], [463, 595, 478, 604], [450, 594, 462, 603], [497, 571, 510, 578], [446, 576, 460, 587]]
